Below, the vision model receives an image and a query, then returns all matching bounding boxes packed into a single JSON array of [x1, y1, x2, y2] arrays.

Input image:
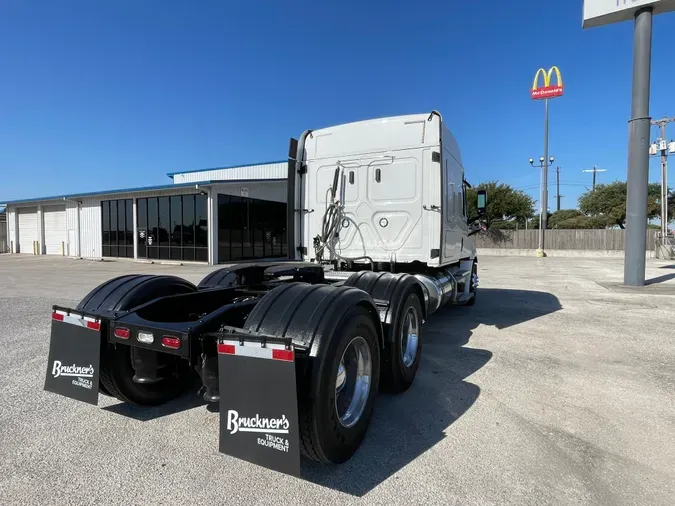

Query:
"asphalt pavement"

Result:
[[0, 254, 673, 505]]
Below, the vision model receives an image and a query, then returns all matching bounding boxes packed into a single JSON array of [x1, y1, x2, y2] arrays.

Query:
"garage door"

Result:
[[43, 205, 67, 255], [18, 207, 38, 254]]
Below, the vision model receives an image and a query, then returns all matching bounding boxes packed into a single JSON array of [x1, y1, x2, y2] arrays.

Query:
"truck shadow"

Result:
[[102, 382, 206, 421], [301, 287, 562, 496]]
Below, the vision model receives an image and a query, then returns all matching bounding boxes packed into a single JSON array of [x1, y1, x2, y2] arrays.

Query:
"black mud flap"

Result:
[[43, 308, 102, 405], [217, 333, 301, 478]]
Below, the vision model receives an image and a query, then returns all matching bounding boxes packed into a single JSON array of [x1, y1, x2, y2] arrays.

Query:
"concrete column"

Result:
[[37, 204, 44, 255], [7, 208, 14, 253], [13, 208, 18, 254], [76, 201, 82, 257]]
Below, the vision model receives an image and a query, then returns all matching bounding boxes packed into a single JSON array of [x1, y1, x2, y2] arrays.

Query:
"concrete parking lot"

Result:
[[0, 254, 673, 506]]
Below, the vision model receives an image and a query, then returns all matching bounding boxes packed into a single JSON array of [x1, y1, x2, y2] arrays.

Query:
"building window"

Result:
[[137, 193, 208, 262], [217, 194, 287, 263], [101, 199, 134, 258]]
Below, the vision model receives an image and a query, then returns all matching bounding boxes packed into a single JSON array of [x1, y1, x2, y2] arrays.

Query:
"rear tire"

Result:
[[381, 291, 424, 393], [244, 282, 382, 464], [98, 345, 190, 406], [303, 306, 380, 463], [344, 271, 425, 393], [76, 274, 197, 405]]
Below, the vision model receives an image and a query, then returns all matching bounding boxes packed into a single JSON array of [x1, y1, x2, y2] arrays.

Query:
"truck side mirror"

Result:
[[476, 189, 487, 217]]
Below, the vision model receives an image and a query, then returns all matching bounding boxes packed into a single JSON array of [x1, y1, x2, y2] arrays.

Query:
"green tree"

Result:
[[466, 181, 534, 228], [578, 181, 671, 229], [548, 209, 585, 228], [559, 216, 610, 229], [545, 209, 609, 229]]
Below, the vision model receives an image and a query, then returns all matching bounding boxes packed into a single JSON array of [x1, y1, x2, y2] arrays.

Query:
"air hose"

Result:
[[314, 164, 374, 269]]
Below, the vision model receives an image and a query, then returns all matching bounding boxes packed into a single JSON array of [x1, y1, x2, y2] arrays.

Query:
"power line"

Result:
[[513, 182, 592, 191]]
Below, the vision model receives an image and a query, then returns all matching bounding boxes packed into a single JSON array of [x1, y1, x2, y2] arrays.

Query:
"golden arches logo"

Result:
[[531, 66, 564, 100]]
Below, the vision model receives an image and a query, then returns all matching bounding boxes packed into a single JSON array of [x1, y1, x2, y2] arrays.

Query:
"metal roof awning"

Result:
[[1, 179, 285, 206]]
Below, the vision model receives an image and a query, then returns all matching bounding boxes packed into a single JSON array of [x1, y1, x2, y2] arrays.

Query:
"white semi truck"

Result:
[[44, 111, 487, 477]]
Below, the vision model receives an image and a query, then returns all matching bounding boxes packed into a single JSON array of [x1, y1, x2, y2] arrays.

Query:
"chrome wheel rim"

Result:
[[400, 306, 420, 368], [335, 336, 372, 428]]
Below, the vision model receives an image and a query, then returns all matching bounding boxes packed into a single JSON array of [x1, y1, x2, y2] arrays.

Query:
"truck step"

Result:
[[454, 269, 472, 282], [456, 291, 475, 304]]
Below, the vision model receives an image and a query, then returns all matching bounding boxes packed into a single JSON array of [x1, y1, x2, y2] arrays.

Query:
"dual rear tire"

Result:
[[382, 291, 424, 392], [245, 273, 426, 464], [244, 282, 382, 464], [76, 274, 197, 406], [344, 271, 425, 393]]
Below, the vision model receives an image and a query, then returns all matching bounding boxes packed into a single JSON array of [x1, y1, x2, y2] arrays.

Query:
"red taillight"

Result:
[[52, 312, 64, 321], [86, 321, 101, 331], [114, 327, 130, 339], [217, 343, 235, 355], [161, 336, 181, 349], [272, 349, 294, 362]]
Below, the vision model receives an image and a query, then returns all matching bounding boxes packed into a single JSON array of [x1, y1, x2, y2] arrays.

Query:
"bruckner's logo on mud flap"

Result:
[[227, 410, 291, 452], [51, 360, 95, 390], [218, 339, 301, 477]]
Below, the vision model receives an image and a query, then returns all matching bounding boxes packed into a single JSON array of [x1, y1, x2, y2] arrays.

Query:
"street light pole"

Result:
[[530, 156, 554, 257], [650, 116, 675, 237]]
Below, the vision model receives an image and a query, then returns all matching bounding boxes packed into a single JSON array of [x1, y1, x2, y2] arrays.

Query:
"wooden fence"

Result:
[[475, 229, 658, 251]]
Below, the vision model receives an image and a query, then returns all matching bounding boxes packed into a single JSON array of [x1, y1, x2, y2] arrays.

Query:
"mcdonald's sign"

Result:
[[531, 66, 564, 100]]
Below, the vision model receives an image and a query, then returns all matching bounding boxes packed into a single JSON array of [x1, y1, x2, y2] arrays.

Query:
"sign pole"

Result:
[[543, 97, 549, 232], [582, 1, 675, 283], [624, 6, 653, 286], [538, 99, 550, 255], [530, 67, 561, 257]]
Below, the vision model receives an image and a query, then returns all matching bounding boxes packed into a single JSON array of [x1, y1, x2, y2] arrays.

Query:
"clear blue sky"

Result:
[[1, 0, 674, 210]]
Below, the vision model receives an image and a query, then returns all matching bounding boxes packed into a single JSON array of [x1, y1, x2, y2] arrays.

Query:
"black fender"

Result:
[[343, 271, 426, 345], [243, 282, 384, 357], [198, 262, 321, 288], [77, 274, 197, 317], [74, 274, 196, 400], [198, 264, 274, 288]]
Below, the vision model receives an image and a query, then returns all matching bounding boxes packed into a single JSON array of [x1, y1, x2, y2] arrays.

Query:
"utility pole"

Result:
[[649, 116, 675, 238], [582, 165, 607, 191], [555, 166, 562, 210]]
